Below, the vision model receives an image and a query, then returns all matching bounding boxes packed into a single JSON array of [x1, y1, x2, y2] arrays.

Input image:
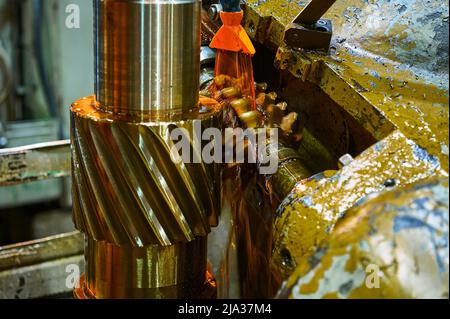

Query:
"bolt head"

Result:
[[383, 179, 397, 188], [208, 4, 223, 22], [338, 153, 354, 168]]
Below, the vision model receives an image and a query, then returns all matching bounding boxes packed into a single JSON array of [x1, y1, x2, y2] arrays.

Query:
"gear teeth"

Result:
[[71, 97, 221, 247]]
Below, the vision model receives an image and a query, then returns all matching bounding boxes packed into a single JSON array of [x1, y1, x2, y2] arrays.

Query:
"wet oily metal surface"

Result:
[[271, 130, 444, 281], [241, 0, 449, 290], [217, 168, 279, 298], [278, 177, 449, 299], [243, 0, 449, 172], [71, 95, 222, 298], [0, 141, 70, 186]]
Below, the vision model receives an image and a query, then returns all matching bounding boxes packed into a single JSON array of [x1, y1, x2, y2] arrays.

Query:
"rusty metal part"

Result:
[[0, 231, 83, 271], [94, 0, 202, 119], [0, 140, 70, 187], [0, 232, 84, 298], [279, 176, 449, 299], [71, 95, 221, 298]]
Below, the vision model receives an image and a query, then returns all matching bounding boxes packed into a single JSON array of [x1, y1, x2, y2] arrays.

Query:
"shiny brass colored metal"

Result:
[[239, 111, 260, 129], [230, 98, 250, 116], [94, 0, 202, 119], [0, 232, 83, 272], [267, 145, 312, 202], [71, 96, 221, 247], [0, 140, 70, 187], [71, 94, 221, 298], [83, 237, 207, 299], [222, 87, 241, 99], [75, 267, 217, 300]]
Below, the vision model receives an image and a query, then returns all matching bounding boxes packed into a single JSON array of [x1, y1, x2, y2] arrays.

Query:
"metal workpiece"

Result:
[[94, 0, 202, 119], [200, 46, 216, 90], [71, 96, 221, 247], [71, 94, 221, 298], [283, 19, 333, 51], [83, 237, 208, 298], [271, 131, 443, 282]]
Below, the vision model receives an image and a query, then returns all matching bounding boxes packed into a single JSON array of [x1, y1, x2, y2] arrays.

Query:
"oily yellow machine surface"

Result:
[[0, 0, 447, 299]]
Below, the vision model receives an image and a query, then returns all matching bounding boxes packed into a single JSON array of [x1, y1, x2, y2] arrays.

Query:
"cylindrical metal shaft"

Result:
[[94, 0, 202, 118], [84, 237, 207, 298], [72, 0, 221, 299]]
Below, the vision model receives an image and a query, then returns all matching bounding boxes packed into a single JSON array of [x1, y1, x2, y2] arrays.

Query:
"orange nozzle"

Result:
[[210, 11, 256, 55]]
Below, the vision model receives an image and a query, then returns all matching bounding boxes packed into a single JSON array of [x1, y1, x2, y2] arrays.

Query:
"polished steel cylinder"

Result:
[[94, 0, 202, 118]]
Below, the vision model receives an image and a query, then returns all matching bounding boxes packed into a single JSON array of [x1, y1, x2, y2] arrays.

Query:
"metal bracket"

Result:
[[284, 0, 337, 52]]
